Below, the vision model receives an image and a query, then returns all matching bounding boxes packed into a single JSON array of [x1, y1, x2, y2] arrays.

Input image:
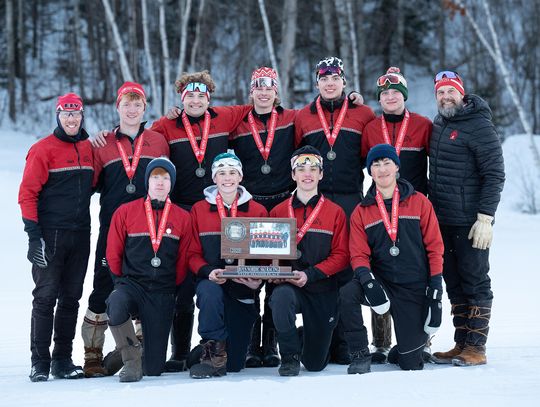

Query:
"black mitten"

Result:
[[424, 275, 443, 335], [359, 273, 390, 315], [27, 238, 49, 268]]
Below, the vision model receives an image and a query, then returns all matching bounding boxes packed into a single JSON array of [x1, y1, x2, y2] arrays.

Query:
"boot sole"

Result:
[[190, 370, 227, 379], [431, 356, 454, 364], [452, 358, 487, 367], [30, 374, 49, 382]]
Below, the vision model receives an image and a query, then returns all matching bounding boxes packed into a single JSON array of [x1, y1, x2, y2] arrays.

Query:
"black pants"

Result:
[[440, 225, 493, 303], [195, 279, 259, 372], [340, 278, 428, 370], [30, 229, 90, 365], [87, 226, 113, 314], [107, 279, 175, 376], [270, 284, 338, 372]]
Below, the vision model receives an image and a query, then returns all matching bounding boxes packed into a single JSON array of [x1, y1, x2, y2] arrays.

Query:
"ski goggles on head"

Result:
[[317, 66, 342, 77], [291, 154, 323, 170], [377, 73, 403, 87], [251, 77, 277, 89], [434, 71, 461, 83], [184, 82, 208, 93], [58, 111, 83, 119]]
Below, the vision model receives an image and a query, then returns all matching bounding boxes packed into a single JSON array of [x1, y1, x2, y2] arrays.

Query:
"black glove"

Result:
[[358, 272, 390, 315], [27, 238, 49, 268], [424, 275, 443, 335]]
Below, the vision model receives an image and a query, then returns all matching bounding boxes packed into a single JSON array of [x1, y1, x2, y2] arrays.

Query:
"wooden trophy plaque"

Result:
[[220, 217, 297, 279]]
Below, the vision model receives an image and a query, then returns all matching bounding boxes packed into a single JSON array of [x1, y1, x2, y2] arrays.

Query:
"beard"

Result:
[[437, 98, 464, 118]]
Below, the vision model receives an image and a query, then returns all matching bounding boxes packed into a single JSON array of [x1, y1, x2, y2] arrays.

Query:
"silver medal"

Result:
[[225, 258, 234, 265], [126, 183, 136, 194], [195, 167, 206, 178], [151, 256, 161, 267], [389, 245, 400, 257], [261, 164, 272, 174], [327, 150, 336, 160]]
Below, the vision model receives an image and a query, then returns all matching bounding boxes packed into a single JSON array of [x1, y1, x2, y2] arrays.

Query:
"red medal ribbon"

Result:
[[247, 108, 278, 161], [375, 185, 400, 244], [315, 96, 349, 149], [181, 110, 211, 165], [116, 131, 145, 181], [287, 194, 325, 244], [144, 196, 172, 255], [215, 193, 238, 219], [380, 110, 410, 155]]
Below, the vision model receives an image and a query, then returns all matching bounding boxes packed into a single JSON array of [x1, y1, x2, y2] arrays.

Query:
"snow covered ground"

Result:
[[1, 130, 539, 406]]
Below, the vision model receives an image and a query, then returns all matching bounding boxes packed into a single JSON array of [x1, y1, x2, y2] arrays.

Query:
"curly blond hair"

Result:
[[175, 70, 216, 94]]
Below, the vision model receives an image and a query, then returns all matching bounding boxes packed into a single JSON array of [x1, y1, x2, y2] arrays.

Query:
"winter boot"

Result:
[[189, 340, 227, 379], [245, 317, 263, 368], [432, 303, 468, 364], [165, 311, 194, 372], [29, 361, 50, 382], [370, 310, 392, 363], [103, 349, 123, 376], [262, 322, 280, 367], [51, 358, 84, 379], [278, 354, 301, 376], [109, 319, 143, 382], [347, 348, 371, 375], [81, 309, 108, 377], [453, 300, 491, 366]]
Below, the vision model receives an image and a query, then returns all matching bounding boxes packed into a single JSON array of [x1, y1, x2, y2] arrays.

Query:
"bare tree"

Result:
[[257, 0, 282, 94], [17, 0, 27, 106], [280, 0, 298, 107], [102, 0, 133, 81], [176, 0, 192, 79], [334, 0, 351, 74], [321, 0, 336, 55], [6, 0, 16, 121], [345, 0, 360, 91], [159, 0, 171, 112], [141, 0, 159, 113], [189, 0, 206, 70], [452, 0, 540, 168]]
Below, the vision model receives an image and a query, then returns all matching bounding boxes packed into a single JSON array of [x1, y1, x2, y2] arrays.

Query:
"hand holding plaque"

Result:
[[221, 217, 298, 279]]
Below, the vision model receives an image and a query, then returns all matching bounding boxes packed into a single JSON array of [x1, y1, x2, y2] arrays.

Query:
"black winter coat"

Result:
[[428, 94, 505, 226]]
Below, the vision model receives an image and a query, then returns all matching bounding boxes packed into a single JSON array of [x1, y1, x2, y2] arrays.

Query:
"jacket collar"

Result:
[[175, 107, 218, 129]]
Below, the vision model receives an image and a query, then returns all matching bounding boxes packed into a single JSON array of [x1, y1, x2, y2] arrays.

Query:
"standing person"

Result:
[[230, 67, 296, 368], [80, 82, 169, 377], [187, 153, 267, 378], [269, 146, 349, 376], [19, 93, 94, 382], [340, 144, 444, 373], [361, 67, 432, 363], [294, 56, 376, 364], [429, 71, 505, 366], [151, 71, 252, 371], [106, 157, 192, 382]]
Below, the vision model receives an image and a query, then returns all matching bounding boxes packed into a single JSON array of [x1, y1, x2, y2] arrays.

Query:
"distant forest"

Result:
[[1, 0, 539, 135]]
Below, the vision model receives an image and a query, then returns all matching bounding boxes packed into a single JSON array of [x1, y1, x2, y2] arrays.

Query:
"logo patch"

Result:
[[449, 130, 458, 140]]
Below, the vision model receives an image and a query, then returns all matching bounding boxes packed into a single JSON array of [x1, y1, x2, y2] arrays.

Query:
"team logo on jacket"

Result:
[[449, 130, 458, 140]]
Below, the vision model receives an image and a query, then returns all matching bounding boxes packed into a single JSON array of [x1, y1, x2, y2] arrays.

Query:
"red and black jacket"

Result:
[[270, 194, 349, 293], [150, 105, 252, 207], [93, 124, 169, 226], [295, 96, 375, 196], [188, 187, 268, 300], [230, 107, 296, 197], [350, 179, 443, 285], [19, 127, 94, 235], [106, 198, 192, 293], [362, 112, 432, 194]]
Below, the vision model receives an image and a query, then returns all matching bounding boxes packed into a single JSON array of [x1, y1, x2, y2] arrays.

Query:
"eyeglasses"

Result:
[[58, 111, 83, 119], [317, 66, 342, 76], [184, 82, 208, 93], [377, 74, 402, 87], [434, 71, 460, 83], [251, 77, 277, 89]]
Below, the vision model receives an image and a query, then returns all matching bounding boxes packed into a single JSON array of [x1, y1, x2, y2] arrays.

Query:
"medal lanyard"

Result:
[[375, 186, 400, 244], [380, 110, 410, 155], [215, 193, 238, 219], [182, 111, 211, 165], [315, 96, 348, 149], [247, 108, 278, 161], [287, 194, 325, 244], [116, 132, 145, 182], [144, 196, 172, 256]]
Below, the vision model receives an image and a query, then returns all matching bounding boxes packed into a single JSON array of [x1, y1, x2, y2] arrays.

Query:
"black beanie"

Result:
[[145, 157, 177, 191], [366, 144, 401, 176]]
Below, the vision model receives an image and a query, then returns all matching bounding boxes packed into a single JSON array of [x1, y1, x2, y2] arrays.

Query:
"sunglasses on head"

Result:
[[434, 71, 460, 83], [317, 66, 342, 76], [251, 77, 276, 89], [376, 74, 402, 87], [292, 154, 323, 168], [184, 82, 208, 93]]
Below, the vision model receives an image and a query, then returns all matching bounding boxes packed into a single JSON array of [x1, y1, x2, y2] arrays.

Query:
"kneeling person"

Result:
[[340, 144, 444, 373], [188, 153, 267, 379], [106, 158, 192, 382], [269, 146, 349, 376]]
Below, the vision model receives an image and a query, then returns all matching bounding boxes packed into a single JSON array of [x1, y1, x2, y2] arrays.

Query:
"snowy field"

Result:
[[1, 130, 539, 406]]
